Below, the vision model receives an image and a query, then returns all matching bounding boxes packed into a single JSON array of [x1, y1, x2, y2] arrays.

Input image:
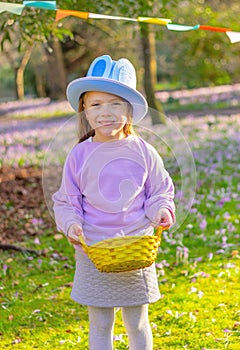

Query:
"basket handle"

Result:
[[78, 235, 89, 254], [156, 225, 169, 239]]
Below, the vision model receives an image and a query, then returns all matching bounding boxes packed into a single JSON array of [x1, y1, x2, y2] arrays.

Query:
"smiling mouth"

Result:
[[99, 121, 115, 126]]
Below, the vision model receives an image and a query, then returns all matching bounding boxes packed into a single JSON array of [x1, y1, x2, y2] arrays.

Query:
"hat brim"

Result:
[[66, 77, 148, 124]]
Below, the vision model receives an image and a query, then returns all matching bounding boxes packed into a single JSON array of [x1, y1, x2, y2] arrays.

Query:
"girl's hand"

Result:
[[67, 224, 84, 245], [155, 208, 173, 228]]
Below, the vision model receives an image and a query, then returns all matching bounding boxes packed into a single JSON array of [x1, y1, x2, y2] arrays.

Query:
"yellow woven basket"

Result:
[[79, 226, 164, 273]]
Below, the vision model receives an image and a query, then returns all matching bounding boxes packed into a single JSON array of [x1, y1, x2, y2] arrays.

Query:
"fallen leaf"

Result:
[[62, 282, 73, 288], [54, 234, 64, 240]]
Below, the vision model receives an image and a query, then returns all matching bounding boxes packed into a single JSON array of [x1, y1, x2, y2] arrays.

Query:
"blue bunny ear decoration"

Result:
[[111, 58, 137, 89], [66, 55, 148, 124], [87, 55, 136, 89], [87, 55, 113, 78]]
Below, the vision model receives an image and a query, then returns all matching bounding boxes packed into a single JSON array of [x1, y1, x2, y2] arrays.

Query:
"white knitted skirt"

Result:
[[70, 250, 160, 308]]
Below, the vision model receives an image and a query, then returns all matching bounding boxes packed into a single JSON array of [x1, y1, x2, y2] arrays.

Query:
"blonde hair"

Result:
[[77, 93, 136, 143]]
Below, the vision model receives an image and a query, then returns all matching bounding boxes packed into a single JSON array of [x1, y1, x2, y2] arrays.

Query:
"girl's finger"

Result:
[[68, 237, 81, 245], [160, 221, 170, 227]]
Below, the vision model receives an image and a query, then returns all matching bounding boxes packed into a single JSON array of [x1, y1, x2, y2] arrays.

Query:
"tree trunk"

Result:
[[34, 70, 46, 97], [140, 23, 166, 124], [15, 45, 33, 100], [45, 37, 67, 100]]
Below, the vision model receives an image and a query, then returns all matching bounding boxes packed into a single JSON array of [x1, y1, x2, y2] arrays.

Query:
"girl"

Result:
[[52, 55, 175, 350]]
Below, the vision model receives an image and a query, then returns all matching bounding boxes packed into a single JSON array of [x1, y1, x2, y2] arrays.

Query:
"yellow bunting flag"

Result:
[[137, 17, 171, 25]]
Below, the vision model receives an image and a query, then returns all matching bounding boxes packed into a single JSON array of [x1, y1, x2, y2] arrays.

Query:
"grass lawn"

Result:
[[0, 229, 239, 349], [0, 113, 239, 349]]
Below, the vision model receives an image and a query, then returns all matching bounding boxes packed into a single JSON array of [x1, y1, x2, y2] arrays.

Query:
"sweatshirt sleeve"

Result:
[[143, 143, 175, 225], [52, 151, 83, 236]]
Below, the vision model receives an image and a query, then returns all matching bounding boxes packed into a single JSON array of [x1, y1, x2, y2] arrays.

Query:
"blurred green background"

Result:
[[0, 0, 239, 103]]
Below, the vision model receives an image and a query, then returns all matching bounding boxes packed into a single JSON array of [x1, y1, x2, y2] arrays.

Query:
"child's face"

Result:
[[83, 91, 130, 142]]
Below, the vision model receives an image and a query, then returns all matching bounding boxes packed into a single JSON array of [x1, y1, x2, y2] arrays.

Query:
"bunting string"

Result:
[[0, 1, 239, 43]]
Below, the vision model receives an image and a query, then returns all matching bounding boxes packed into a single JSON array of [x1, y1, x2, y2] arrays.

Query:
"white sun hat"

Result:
[[66, 55, 148, 124]]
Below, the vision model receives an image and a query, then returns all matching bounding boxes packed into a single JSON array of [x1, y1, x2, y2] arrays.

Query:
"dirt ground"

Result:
[[0, 166, 56, 244]]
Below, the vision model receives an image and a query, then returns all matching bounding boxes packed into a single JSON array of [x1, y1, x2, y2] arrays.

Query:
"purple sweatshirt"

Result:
[[52, 135, 175, 246]]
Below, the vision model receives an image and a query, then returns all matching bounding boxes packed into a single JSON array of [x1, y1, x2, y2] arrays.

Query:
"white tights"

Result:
[[88, 304, 153, 350]]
